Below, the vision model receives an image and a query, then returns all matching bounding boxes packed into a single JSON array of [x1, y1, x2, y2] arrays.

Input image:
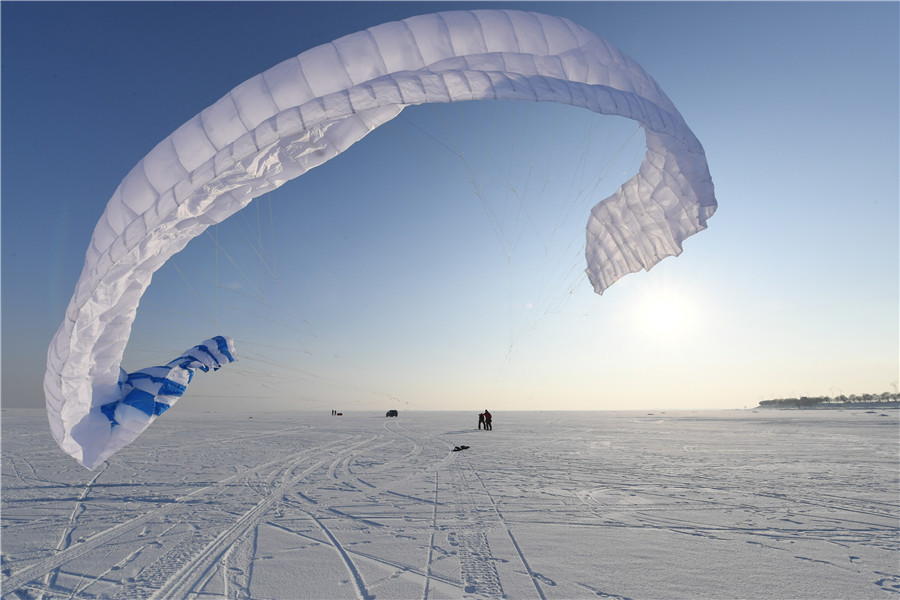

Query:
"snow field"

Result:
[[2, 408, 898, 599]]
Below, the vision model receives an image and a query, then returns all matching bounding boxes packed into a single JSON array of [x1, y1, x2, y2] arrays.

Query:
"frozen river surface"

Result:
[[2, 408, 898, 599]]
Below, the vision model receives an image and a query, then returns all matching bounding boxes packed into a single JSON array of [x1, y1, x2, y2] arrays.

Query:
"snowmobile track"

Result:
[[150, 435, 377, 599], [1, 436, 359, 597]]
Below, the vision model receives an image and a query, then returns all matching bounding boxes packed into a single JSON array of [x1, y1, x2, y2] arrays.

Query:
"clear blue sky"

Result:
[[3, 2, 898, 412]]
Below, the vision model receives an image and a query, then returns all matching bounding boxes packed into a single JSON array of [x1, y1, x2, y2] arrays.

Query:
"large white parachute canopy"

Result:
[[46, 10, 716, 469]]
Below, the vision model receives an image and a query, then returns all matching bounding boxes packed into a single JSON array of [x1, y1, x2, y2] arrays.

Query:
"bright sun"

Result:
[[636, 287, 695, 338]]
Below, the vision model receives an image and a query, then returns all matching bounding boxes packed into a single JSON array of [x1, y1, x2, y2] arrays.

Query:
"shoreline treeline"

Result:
[[758, 392, 899, 409]]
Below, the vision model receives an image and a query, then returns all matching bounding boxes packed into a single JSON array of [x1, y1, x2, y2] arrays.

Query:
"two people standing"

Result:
[[478, 409, 492, 430]]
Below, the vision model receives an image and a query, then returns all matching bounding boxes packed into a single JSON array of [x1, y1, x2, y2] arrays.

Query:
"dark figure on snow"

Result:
[[483, 409, 492, 430], [478, 412, 485, 429]]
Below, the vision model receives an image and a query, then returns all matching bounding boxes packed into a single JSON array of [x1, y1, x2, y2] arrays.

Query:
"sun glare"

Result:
[[636, 286, 695, 338], [645, 297, 686, 333]]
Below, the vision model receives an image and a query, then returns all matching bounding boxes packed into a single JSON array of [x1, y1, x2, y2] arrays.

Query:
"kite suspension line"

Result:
[[133, 102, 644, 410], [393, 101, 646, 391], [201, 187, 407, 409], [458, 103, 643, 347], [214, 223, 219, 327]]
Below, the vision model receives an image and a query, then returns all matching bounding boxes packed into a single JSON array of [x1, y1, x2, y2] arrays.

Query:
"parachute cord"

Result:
[[168, 259, 213, 319], [201, 227, 315, 343], [228, 209, 282, 281], [215, 193, 316, 336], [393, 104, 646, 375], [214, 223, 219, 327], [147, 104, 644, 409], [233, 340, 407, 408], [446, 102, 515, 259], [203, 189, 403, 407], [253, 192, 279, 293], [398, 108, 463, 159], [256, 191, 263, 252], [255, 195, 265, 297], [459, 102, 520, 366], [267, 193, 278, 280]]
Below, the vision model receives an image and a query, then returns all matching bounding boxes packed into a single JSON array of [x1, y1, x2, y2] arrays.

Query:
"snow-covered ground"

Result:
[[2, 408, 898, 599]]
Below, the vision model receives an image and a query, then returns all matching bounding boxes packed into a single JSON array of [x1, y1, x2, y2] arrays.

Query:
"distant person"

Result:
[[483, 409, 492, 430], [478, 412, 485, 429]]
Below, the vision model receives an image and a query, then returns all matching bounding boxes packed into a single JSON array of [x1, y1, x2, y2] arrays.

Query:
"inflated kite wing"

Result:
[[46, 10, 716, 469]]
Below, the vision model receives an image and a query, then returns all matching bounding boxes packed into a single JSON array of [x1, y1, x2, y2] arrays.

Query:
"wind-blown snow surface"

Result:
[[2, 409, 898, 599]]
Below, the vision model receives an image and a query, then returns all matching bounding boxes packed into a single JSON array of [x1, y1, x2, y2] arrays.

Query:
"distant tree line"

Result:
[[758, 392, 899, 409]]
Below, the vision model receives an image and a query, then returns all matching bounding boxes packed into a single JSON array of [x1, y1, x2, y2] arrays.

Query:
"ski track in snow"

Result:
[[2, 409, 898, 599]]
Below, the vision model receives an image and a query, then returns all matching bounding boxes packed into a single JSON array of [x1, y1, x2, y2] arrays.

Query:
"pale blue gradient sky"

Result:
[[2, 2, 898, 412]]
